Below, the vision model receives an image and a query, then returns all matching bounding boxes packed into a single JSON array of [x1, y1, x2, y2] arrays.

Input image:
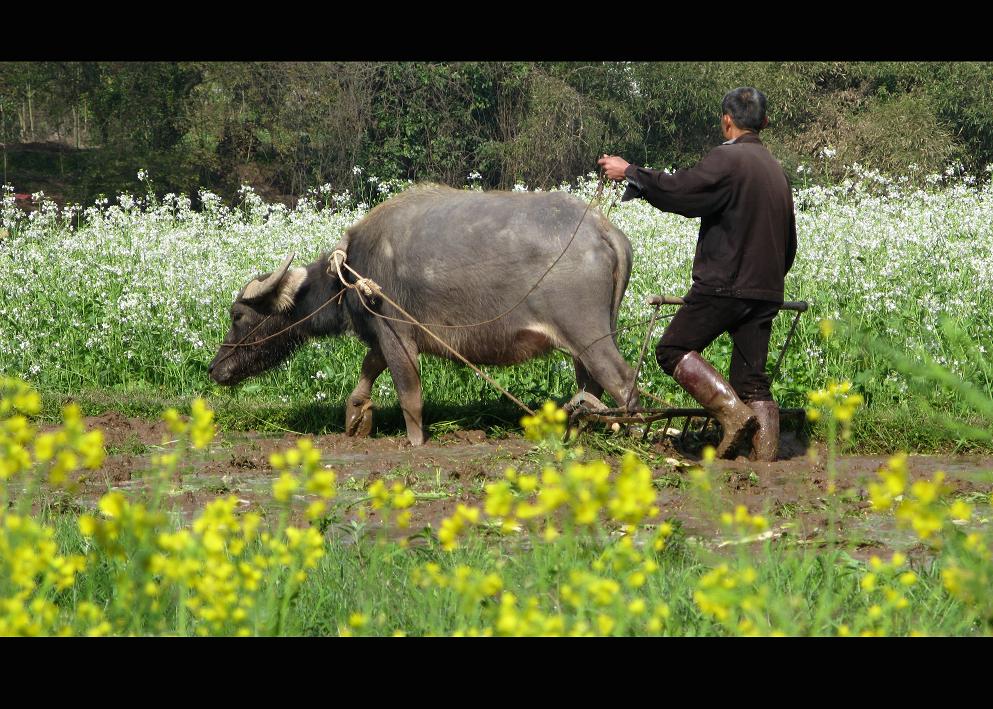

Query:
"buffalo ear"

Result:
[[241, 272, 308, 313], [271, 267, 308, 312]]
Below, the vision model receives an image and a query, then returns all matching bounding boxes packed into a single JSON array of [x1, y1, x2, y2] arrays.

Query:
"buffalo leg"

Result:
[[378, 322, 425, 445], [345, 347, 387, 437], [573, 357, 605, 399], [572, 339, 640, 411]]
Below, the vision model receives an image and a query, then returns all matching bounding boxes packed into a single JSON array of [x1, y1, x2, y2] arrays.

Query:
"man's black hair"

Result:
[[721, 87, 767, 132]]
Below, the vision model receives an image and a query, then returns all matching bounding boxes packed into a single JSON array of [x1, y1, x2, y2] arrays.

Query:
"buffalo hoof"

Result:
[[397, 429, 425, 446], [563, 391, 608, 415], [345, 398, 374, 437]]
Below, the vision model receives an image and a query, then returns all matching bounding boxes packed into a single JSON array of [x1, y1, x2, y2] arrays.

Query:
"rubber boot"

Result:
[[672, 351, 758, 459], [747, 400, 780, 462]]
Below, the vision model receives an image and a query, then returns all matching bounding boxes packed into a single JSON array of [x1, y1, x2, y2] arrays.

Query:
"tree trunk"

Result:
[[74, 105, 80, 149], [27, 84, 34, 141], [2, 102, 6, 185]]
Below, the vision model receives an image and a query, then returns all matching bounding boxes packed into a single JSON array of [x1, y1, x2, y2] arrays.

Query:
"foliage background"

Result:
[[3, 61, 992, 204]]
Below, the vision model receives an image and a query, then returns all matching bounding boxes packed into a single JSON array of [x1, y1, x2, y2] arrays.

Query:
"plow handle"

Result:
[[648, 295, 808, 313]]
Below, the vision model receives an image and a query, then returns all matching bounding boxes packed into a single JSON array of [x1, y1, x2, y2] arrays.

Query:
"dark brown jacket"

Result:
[[623, 133, 797, 302]]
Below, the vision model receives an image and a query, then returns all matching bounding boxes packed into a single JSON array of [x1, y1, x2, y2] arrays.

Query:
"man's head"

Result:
[[721, 87, 769, 139]]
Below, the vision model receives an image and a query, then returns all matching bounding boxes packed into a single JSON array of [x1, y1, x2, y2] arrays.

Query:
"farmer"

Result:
[[598, 86, 797, 461]]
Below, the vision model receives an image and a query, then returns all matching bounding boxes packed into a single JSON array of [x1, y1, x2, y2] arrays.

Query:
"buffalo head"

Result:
[[209, 252, 342, 386]]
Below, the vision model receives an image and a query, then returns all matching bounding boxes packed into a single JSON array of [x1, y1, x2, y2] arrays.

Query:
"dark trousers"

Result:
[[655, 291, 781, 402]]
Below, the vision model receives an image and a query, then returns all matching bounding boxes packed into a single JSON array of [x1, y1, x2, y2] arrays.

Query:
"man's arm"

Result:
[[600, 150, 732, 218], [785, 204, 797, 275]]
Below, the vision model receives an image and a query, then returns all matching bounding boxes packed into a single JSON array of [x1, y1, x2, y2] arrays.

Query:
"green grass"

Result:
[[40, 504, 982, 636]]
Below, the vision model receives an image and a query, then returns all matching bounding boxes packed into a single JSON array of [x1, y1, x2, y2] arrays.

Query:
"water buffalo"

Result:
[[209, 184, 638, 444]]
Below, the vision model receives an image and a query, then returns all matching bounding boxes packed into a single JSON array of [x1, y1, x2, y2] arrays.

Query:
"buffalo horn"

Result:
[[242, 252, 296, 301]]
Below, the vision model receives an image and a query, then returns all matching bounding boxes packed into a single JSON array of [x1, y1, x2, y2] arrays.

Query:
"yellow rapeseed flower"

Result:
[[949, 500, 972, 521], [272, 472, 300, 502], [516, 474, 539, 493], [367, 479, 389, 509], [163, 408, 187, 436], [484, 480, 514, 518], [306, 501, 327, 520], [387, 485, 413, 510], [861, 573, 877, 593], [306, 470, 337, 500], [521, 401, 567, 442], [98, 492, 126, 519], [189, 399, 216, 449], [437, 504, 480, 551]]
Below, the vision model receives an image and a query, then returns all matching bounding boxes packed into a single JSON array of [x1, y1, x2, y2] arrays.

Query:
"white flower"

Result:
[[352, 166, 363, 176]]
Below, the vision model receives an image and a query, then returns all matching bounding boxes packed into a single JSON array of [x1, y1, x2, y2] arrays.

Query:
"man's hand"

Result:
[[598, 154, 630, 181]]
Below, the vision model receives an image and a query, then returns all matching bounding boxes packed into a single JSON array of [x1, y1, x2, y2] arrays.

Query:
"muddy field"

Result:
[[52, 412, 993, 560]]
